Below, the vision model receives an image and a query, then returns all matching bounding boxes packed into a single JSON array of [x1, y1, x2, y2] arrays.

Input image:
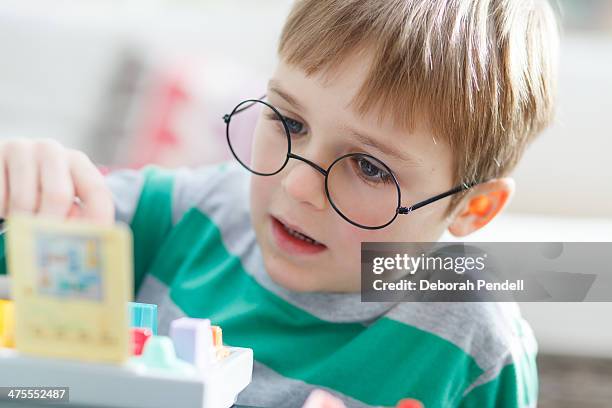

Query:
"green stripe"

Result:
[[142, 208, 483, 407], [129, 166, 175, 296]]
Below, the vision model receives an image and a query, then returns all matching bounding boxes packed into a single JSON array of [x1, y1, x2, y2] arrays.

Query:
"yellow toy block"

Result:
[[5, 215, 133, 363], [0, 299, 15, 348]]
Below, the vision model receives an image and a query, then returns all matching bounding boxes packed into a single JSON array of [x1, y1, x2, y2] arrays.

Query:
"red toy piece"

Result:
[[131, 327, 152, 356]]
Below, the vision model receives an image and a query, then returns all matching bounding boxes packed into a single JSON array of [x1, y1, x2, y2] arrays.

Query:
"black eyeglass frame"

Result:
[[223, 96, 481, 230]]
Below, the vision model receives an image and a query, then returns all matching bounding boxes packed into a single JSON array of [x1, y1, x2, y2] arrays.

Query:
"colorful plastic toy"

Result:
[[0, 215, 253, 408]]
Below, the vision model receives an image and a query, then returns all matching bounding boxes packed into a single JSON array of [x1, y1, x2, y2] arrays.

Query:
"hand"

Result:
[[0, 138, 114, 224], [302, 390, 346, 408]]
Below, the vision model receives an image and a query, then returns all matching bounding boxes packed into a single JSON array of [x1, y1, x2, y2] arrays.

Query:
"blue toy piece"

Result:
[[128, 302, 158, 335]]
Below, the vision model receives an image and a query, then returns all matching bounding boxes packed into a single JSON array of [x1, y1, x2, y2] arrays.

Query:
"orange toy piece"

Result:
[[211, 325, 230, 359]]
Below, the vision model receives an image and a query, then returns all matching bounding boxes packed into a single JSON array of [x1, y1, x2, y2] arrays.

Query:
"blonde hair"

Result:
[[278, 0, 560, 214]]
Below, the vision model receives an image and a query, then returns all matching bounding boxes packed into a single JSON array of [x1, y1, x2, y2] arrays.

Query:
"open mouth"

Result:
[[270, 215, 327, 255]]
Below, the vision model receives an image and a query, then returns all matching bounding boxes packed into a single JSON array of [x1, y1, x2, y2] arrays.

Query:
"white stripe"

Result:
[[105, 169, 146, 225], [387, 301, 535, 375]]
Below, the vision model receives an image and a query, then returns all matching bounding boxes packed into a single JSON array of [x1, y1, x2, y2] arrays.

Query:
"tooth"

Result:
[[284, 224, 319, 245]]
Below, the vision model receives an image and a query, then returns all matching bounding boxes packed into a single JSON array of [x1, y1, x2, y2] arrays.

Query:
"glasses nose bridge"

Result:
[[287, 153, 328, 177]]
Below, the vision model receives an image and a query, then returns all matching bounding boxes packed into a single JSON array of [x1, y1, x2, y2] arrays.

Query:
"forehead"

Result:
[[273, 50, 374, 120], [269, 54, 448, 171]]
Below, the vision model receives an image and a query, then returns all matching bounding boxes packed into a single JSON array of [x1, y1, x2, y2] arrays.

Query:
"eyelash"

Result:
[[266, 111, 307, 137], [350, 156, 395, 185]]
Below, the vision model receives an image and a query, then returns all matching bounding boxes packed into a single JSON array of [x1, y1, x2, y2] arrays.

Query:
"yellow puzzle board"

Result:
[[5, 215, 133, 363]]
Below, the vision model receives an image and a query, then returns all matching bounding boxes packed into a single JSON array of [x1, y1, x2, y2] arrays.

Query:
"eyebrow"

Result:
[[345, 127, 423, 166], [267, 79, 422, 166], [268, 80, 305, 112]]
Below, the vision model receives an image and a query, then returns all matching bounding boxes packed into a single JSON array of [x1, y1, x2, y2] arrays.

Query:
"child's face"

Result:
[[249, 52, 457, 292]]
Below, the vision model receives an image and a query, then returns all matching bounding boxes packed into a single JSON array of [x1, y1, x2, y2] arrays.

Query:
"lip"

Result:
[[270, 215, 327, 256]]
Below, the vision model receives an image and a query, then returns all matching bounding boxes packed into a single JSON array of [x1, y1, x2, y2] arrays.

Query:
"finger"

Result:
[[66, 202, 81, 219], [68, 150, 114, 224], [37, 140, 75, 218], [6, 141, 39, 215]]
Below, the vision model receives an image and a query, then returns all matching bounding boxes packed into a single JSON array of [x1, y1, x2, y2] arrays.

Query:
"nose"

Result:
[[281, 156, 328, 211]]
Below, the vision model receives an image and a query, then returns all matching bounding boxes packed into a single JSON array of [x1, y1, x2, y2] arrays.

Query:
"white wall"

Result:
[[509, 34, 612, 218], [0, 0, 290, 154]]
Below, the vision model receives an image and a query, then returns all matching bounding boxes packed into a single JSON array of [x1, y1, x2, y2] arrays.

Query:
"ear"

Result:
[[447, 178, 515, 237]]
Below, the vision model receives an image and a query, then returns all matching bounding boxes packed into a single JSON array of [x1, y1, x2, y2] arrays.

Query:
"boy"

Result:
[[0, 0, 558, 406]]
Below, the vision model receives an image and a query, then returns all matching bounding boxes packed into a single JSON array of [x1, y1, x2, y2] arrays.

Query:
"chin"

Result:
[[265, 261, 318, 292]]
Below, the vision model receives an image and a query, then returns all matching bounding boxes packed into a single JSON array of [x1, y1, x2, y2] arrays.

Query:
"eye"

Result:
[[282, 116, 305, 135], [264, 109, 307, 137], [353, 157, 394, 184]]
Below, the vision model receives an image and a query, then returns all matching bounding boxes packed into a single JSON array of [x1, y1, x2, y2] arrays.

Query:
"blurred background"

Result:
[[0, 0, 610, 406]]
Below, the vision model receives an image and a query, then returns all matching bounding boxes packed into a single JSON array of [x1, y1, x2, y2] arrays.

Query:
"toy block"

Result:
[[129, 302, 158, 334], [131, 327, 152, 356], [130, 335, 195, 376], [170, 317, 214, 373], [211, 325, 229, 359]]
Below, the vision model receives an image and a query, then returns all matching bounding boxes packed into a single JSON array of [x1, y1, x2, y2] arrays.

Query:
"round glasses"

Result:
[[223, 97, 478, 230]]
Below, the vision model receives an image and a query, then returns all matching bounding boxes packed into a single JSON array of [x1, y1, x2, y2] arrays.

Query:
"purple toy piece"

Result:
[[169, 317, 215, 374]]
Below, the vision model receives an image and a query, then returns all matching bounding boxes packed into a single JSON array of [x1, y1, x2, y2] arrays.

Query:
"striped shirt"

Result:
[[0, 161, 538, 407]]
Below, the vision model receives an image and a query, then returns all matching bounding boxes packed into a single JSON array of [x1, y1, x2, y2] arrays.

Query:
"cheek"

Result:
[[249, 176, 276, 224], [250, 175, 275, 206], [390, 208, 449, 241], [333, 223, 387, 259], [333, 211, 446, 247]]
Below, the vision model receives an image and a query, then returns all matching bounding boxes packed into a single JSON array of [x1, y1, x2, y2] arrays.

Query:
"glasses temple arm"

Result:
[[398, 182, 479, 214]]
